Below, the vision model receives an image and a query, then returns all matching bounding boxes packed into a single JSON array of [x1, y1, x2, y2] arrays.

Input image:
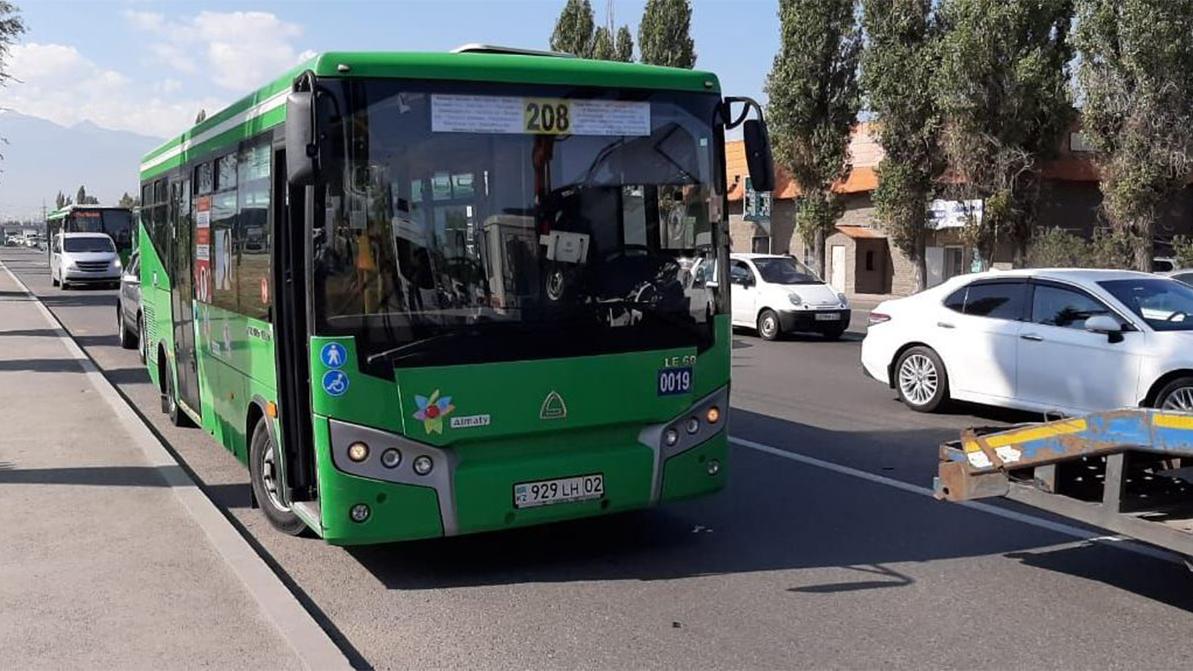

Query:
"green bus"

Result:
[[137, 46, 773, 545], [46, 204, 135, 264]]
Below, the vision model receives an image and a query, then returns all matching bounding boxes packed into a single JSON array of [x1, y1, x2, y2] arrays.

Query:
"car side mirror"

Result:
[[1085, 315, 1124, 343]]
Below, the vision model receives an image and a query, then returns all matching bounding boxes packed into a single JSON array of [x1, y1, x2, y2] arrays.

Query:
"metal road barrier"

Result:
[[936, 409, 1193, 557]]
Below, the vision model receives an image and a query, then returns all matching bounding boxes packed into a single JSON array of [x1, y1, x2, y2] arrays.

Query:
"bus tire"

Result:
[[164, 362, 195, 428], [249, 419, 307, 536]]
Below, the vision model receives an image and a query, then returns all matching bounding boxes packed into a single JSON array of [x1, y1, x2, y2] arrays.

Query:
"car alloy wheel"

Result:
[[1161, 386, 1193, 411], [898, 353, 938, 407]]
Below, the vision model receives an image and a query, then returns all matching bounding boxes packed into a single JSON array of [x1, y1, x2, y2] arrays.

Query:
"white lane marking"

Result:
[[0, 257, 351, 671], [730, 435, 1182, 565]]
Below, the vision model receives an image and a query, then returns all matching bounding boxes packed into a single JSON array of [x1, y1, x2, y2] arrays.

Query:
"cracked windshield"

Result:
[[313, 83, 724, 367]]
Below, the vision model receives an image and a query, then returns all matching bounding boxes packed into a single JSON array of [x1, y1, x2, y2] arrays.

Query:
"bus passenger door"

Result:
[[171, 178, 201, 414], [273, 147, 316, 502]]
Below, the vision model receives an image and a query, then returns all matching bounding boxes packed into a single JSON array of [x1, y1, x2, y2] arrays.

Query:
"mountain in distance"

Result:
[[0, 111, 163, 220]]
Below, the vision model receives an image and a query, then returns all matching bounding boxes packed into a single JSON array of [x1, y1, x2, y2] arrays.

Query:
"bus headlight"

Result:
[[686, 417, 700, 434], [705, 406, 720, 424], [347, 442, 370, 462], [664, 428, 680, 447]]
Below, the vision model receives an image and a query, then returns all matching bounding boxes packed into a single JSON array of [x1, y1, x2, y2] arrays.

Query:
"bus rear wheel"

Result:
[[249, 420, 307, 536], [162, 361, 195, 428]]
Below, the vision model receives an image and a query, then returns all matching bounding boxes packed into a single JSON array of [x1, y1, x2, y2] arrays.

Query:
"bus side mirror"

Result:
[[743, 119, 774, 193], [286, 89, 317, 186]]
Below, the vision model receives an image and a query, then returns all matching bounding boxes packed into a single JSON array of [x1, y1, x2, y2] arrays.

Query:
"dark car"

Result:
[[116, 250, 143, 360]]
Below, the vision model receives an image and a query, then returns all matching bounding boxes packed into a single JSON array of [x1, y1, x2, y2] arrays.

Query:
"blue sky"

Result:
[[8, 0, 779, 138]]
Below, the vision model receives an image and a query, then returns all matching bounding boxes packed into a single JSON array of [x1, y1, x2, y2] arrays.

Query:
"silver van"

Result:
[[51, 232, 122, 289]]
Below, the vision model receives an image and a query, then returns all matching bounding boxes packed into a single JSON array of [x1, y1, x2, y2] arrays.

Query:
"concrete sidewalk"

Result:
[[0, 266, 346, 669]]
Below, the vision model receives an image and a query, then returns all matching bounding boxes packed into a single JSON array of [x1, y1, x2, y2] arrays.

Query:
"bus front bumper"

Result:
[[312, 386, 729, 545]]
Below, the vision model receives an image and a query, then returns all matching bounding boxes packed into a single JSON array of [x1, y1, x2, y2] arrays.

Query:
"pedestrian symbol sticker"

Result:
[[322, 370, 350, 397], [320, 342, 347, 368]]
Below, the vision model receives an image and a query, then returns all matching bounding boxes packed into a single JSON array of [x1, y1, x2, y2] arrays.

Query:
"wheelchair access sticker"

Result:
[[322, 370, 350, 397]]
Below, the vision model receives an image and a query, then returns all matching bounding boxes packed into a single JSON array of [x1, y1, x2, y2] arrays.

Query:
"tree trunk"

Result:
[[1134, 226, 1153, 272], [812, 227, 826, 278], [913, 231, 927, 293], [1012, 237, 1028, 268]]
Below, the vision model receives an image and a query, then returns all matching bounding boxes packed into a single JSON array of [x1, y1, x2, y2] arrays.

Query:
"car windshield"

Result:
[[752, 257, 821, 285], [312, 79, 725, 369], [1099, 278, 1193, 331], [64, 236, 114, 253]]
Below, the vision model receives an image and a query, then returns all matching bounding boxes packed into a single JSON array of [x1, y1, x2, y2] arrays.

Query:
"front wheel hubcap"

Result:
[[899, 354, 939, 406], [761, 316, 776, 337], [1161, 387, 1193, 411]]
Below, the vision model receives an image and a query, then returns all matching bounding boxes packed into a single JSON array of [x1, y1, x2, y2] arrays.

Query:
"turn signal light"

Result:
[[705, 406, 720, 424]]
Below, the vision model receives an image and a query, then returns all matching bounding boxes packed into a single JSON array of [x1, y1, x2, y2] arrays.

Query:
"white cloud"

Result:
[[5, 42, 223, 138], [128, 10, 312, 91]]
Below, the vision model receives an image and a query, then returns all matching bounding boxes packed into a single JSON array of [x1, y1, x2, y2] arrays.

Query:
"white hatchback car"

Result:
[[862, 269, 1193, 414], [50, 232, 122, 289], [726, 253, 850, 340]]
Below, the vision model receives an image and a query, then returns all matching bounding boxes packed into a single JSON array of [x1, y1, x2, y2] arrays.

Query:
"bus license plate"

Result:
[[514, 474, 604, 509], [815, 312, 840, 321]]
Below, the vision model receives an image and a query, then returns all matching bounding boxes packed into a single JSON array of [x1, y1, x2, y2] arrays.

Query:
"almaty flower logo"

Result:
[[413, 390, 455, 434]]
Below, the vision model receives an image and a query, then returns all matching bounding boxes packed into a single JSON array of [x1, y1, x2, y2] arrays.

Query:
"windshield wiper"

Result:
[[365, 330, 469, 366]]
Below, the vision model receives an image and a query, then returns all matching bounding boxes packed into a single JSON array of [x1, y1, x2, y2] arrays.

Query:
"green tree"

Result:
[[934, 0, 1074, 268], [0, 2, 23, 88], [1074, 0, 1193, 271], [861, 0, 942, 291], [0, 2, 26, 173], [614, 25, 634, 62], [765, 0, 861, 276], [592, 26, 615, 60], [638, 0, 696, 68], [118, 192, 137, 208], [76, 185, 87, 205], [550, 0, 596, 57]]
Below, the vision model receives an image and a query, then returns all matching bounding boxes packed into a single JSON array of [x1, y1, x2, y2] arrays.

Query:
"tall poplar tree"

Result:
[[862, 0, 942, 291], [765, 0, 861, 275], [638, 0, 696, 68], [1075, 0, 1193, 270], [934, 0, 1074, 267]]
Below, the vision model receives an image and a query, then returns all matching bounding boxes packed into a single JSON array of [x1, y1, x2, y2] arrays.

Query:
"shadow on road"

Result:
[[0, 464, 187, 487], [0, 328, 60, 337], [344, 409, 1191, 607], [103, 366, 153, 386], [0, 358, 82, 373], [39, 293, 117, 308]]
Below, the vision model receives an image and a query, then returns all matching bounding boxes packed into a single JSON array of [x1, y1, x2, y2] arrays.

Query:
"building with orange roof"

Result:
[[726, 124, 1193, 296]]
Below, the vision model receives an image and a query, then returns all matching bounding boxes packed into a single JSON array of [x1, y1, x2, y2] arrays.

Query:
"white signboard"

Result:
[[431, 94, 650, 137], [929, 199, 983, 230]]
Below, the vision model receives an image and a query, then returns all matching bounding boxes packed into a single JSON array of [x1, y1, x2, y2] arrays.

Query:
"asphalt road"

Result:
[[4, 246, 1192, 670]]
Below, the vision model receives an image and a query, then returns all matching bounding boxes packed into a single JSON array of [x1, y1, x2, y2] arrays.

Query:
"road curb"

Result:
[[1, 259, 352, 671]]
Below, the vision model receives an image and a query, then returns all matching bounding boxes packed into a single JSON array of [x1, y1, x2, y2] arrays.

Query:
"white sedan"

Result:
[[862, 269, 1193, 414]]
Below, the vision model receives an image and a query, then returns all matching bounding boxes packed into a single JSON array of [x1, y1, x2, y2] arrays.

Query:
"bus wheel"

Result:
[[163, 363, 194, 428], [249, 420, 307, 536]]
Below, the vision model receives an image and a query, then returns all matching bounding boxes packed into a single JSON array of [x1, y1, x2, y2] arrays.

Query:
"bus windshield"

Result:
[[313, 81, 725, 368], [67, 209, 134, 251]]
